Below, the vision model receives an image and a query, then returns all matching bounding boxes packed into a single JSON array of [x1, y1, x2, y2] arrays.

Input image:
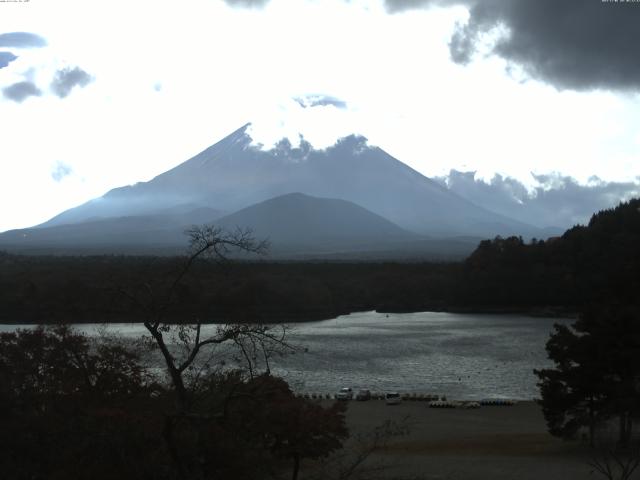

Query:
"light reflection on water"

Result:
[[275, 311, 571, 400], [1, 311, 571, 400]]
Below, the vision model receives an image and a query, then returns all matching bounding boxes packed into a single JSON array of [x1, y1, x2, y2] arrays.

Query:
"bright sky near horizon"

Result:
[[1, 0, 639, 232]]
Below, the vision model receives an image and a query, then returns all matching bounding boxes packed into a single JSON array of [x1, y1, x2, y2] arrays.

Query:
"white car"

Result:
[[336, 387, 353, 400], [385, 392, 401, 405]]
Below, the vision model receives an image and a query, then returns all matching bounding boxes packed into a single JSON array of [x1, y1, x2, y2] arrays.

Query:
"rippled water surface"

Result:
[[274, 311, 571, 400], [2, 311, 571, 400]]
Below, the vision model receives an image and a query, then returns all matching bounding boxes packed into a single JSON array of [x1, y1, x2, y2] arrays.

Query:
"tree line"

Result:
[[4, 201, 638, 325]]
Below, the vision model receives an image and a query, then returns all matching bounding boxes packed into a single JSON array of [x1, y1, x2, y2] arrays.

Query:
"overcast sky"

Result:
[[1, 0, 639, 232]]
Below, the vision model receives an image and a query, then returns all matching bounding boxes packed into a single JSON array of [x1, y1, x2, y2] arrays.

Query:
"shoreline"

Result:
[[0, 306, 577, 325]]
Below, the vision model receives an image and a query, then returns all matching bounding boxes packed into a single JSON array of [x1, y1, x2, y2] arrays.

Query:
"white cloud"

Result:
[[0, 0, 639, 232], [51, 161, 72, 182]]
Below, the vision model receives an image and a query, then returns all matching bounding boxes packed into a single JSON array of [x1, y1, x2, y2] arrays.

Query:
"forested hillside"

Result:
[[1, 199, 638, 324], [461, 198, 640, 308]]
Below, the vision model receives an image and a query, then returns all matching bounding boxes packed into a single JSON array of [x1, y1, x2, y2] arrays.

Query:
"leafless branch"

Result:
[[308, 417, 411, 480], [589, 447, 640, 480]]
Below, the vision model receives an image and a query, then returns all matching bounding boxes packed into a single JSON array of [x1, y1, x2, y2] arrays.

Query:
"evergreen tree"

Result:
[[535, 304, 640, 447]]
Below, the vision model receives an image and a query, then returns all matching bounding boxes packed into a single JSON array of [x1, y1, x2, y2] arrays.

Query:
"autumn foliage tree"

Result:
[[0, 326, 162, 480], [223, 375, 348, 480], [0, 326, 350, 479]]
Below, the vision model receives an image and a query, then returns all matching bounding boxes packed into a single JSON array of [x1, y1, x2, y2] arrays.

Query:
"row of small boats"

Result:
[[294, 392, 518, 406]]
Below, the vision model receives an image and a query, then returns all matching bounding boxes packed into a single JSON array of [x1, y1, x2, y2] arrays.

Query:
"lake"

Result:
[[1, 311, 572, 400]]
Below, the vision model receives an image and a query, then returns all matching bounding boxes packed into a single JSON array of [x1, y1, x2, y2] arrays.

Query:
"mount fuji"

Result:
[[0, 124, 547, 257]]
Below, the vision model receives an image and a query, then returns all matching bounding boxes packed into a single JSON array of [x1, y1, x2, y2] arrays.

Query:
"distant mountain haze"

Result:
[[0, 124, 555, 256], [0, 206, 222, 248], [37, 124, 542, 238], [0, 192, 481, 258]]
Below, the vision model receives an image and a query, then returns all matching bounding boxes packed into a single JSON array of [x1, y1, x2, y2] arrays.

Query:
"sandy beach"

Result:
[[329, 400, 594, 480]]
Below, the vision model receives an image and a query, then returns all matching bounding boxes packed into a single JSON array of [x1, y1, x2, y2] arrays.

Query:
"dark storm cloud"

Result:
[[435, 170, 640, 228], [0, 51, 17, 69], [448, 22, 474, 64], [51, 162, 73, 182], [385, 0, 640, 91], [0, 32, 47, 48], [50, 67, 93, 98], [295, 95, 348, 109], [2, 81, 42, 102], [223, 0, 270, 8]]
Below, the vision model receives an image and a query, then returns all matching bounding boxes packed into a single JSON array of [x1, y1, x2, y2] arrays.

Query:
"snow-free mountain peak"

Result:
[[35, 123, 541, 240]]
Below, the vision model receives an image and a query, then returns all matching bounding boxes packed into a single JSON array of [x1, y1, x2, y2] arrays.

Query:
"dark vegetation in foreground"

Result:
[[525, 200, 640, 469], [536, 304, 640, 449], [2, 199, 639, 324], [1, 226, 416, 480], [0, 227, 360, 480], [0, 326, 348, 480]]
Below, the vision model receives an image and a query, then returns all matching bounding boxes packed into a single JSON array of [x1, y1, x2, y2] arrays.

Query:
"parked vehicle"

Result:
[[336, 387, 353, 400], [385, 392, 401, 405], [355, 389, 371, 401]]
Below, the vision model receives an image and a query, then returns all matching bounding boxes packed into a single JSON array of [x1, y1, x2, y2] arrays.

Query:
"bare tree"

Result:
[[120, 225, 297, 478], [307, 417, 411, 480], [588, 447, 640, 480]]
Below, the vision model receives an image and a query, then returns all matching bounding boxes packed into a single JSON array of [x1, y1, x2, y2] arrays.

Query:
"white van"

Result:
[[385, 392, 401, 405], [336, 387, 353, 400]]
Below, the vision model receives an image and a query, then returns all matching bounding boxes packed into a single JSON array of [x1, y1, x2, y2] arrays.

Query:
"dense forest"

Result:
[[1, 198, 638, 324]]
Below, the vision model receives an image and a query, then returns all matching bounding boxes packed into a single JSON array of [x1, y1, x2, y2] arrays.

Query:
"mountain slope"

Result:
[[0, 206, 222, 250], [0, 192, 482, 258], [214, 192, 416, 252], [37, 124, 542, 239]]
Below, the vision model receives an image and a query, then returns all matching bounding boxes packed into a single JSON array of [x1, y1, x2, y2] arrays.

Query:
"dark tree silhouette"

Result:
[[535, 304, 640, 448], [218, 374, 348, 480], [1, 226, 351, 479], [120, 226, 277, 407], [0, 326, 160, 479], [118, 225, 350, 479]]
